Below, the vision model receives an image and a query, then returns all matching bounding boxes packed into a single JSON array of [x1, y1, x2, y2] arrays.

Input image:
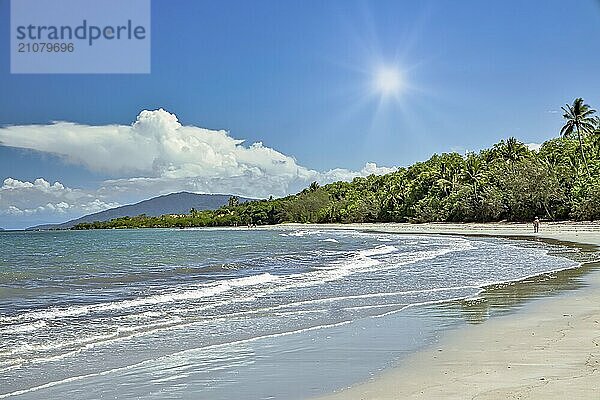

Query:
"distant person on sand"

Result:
[[533, 217, 540, 233]]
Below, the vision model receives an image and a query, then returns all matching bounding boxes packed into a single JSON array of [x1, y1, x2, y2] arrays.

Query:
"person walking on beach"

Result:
[[533, 216, 540, 233]]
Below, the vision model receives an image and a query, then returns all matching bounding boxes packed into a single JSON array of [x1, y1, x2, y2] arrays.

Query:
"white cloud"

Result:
[[320, 162, 397, 183], [0, 109, 397, 227], [95, 162, 397, 201], [0, 178, 118, 226], [526, 142, 542, 152], [0, 109, 317, 183]]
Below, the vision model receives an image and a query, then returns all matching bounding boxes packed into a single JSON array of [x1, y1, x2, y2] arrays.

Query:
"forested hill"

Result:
[[30, 192, 253, 230], [73, 98, 600, 230]]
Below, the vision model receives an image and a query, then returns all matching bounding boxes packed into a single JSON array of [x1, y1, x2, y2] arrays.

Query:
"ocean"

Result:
[[0, 228, 580, 399]]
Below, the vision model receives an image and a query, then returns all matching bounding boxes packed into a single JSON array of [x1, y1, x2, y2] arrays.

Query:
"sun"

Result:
[[374, 67, 403, 96]]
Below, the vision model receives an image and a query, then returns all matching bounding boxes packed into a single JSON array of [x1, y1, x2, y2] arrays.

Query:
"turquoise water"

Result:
[[0, 228, 578, 399]]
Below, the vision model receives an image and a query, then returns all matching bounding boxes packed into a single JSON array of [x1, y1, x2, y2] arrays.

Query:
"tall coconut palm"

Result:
[[463, 154, 485, 198], [593, 116, 600, 157], [560, 98, 596, 177], [503, 137, 528, 163]]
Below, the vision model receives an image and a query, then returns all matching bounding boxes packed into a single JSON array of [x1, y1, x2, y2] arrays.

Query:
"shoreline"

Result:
[[299, 222, 600, 399], [4, 222, 599, 398], [273, 221, 600, 247]]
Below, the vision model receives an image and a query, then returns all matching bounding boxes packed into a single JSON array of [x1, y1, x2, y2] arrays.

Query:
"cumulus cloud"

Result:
[[0, 109, 317, 182], [96, 162, 398, 201], [0, 109, 396, 227], [321, 162, 398, 183], [0, 109, 394, 189], [526, 143, 542, 152], [0, 178, 118, 227]]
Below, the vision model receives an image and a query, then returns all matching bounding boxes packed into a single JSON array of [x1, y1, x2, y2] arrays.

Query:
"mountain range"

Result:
[[27, 192, 253, 230]]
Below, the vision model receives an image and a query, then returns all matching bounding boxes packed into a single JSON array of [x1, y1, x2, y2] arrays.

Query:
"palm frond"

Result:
[[560, 122, 574, 137], [581, 108, 596, 118]]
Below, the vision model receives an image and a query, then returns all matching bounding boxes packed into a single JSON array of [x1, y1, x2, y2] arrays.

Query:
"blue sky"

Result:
[[1, 0, 599, 228]]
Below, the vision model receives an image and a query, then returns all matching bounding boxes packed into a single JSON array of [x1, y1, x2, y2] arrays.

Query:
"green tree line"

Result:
[[73, 98, 600, 230]]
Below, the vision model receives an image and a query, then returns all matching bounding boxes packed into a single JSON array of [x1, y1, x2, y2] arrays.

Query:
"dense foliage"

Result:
[[73, 99, 600, 230]]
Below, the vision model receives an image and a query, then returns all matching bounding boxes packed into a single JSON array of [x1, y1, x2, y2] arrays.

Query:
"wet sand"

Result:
[[302, 222, 600, 399], [279, 221, 600, 248]]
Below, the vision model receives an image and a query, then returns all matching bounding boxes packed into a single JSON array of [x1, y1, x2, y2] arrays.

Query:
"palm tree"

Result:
[[382, 176, 406, 220], [463, 154, 485, 198], [593, 116, 600, 157], [503, 137, 528, 163], [560, 98, 596, 177]]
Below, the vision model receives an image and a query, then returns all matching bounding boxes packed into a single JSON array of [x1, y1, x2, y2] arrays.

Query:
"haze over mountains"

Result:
[[27, 192, 253, 230]]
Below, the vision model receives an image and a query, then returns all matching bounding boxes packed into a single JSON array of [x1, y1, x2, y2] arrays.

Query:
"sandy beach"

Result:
[[279, 221, 600, 248], [294, 221, 600, 399]]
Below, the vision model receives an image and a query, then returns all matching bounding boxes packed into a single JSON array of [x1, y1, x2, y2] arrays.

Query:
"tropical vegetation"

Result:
[[73, 98, 600, 230]]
